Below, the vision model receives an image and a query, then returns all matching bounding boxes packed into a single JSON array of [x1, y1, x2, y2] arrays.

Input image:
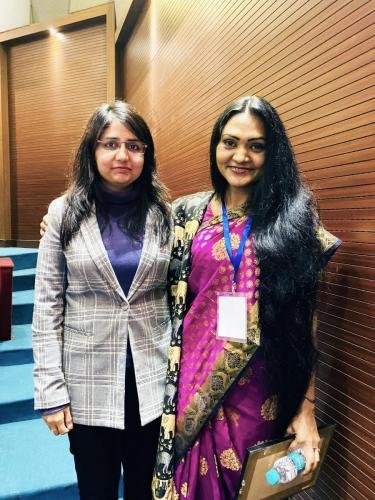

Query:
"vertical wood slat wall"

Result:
[[0, 43, 11, 241], [0, 4, 115, 244], [122, 0, 375, 498], [8, 22, 107, 243]]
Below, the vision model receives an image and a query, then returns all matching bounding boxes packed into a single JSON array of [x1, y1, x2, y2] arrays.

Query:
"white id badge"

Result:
[[217, 293, 247, 343]]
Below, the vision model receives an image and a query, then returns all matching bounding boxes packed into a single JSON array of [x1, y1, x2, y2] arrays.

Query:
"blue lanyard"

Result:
[[222, 201, 253, 292]]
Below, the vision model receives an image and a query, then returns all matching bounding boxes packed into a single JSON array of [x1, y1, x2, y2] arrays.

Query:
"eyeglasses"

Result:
[[96, 139, 147, 155]]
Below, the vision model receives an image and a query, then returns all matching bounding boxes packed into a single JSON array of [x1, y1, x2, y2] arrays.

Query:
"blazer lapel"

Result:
[[80, 209, 126, 302], [127, 210, 158, 302]]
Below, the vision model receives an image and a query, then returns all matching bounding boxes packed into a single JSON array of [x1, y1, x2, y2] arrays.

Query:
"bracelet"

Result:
[[304, 396, 316, 404]]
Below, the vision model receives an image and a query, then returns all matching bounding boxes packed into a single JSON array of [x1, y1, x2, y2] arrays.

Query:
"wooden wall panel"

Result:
[[0, 43, 11, 242], [122, 0, 374, 497], [7, 20, 107, 242]]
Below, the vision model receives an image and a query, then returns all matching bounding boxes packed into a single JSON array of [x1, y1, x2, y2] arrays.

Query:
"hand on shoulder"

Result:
[[40, 214, 49, 237]]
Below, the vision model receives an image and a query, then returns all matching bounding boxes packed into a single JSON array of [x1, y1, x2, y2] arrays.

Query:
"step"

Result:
[[0, 324, 32, 352], [0, 418, 78, 499], [13, 268, 36, 292], [0, 325, 33, 365], [0, 349, 33, 366], [0, 363, 36, 423], [0, 248, 38, 271], [12, 290, 34, 325]]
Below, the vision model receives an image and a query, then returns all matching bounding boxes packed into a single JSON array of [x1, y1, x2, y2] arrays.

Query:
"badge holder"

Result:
[[216, 289, 247, 343], [216, 200, 253, 344]]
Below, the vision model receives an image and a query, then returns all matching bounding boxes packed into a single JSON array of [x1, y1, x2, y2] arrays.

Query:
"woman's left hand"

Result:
[[286, 400, 320, 475]]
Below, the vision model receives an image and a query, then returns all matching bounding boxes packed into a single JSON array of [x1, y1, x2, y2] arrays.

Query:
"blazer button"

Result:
[[121, 302, 129, 310]]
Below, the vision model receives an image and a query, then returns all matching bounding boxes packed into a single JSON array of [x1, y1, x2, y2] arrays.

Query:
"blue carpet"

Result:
[[0, 248, 38, 271], [0, 349, 34, 366], [0, 419, 78, 499], [12, 290, 35, 326], [0, 324, 32, 352], [0, 249, 79, 499], [0, 325, 34, 365], [0, 249, 126, 499], [13, 268, 36, 292]]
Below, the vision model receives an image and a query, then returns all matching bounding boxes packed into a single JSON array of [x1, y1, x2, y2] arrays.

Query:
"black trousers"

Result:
[[68, 369, 160, 500]]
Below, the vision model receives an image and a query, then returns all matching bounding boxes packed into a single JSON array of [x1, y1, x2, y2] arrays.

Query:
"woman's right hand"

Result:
[[39, 214, 49, 237], [43, 406, 73, 435]]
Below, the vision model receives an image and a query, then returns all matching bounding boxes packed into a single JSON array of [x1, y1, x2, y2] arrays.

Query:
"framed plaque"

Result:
[[235, 424, 335, 500]]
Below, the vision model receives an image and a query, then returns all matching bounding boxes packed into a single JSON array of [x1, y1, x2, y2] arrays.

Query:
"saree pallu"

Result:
[[173, 205, 279, 499]]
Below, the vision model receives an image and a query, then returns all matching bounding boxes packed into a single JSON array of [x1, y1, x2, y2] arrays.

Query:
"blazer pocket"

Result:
[[62, 326, 91, 376], [63, 325, 93, 336]]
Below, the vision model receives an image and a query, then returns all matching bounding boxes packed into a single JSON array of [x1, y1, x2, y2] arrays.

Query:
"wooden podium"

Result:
[[0, 257, 14, 341]]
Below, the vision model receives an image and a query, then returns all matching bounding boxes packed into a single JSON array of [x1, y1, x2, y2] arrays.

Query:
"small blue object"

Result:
[[288, 450, 305, 471], [265, 450, 306, 486], [265, 468, 281, 486]]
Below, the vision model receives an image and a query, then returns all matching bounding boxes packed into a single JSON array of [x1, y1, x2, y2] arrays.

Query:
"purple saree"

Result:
[[173, 205, 279, 499], [152, 191, 340, 500]]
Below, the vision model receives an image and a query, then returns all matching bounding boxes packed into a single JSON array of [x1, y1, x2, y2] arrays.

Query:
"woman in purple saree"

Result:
[[152, 96, 340, 499], [174, 204, 280, 499]]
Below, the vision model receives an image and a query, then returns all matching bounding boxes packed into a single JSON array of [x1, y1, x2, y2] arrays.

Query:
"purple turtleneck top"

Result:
[[96, 182, 143, 296]]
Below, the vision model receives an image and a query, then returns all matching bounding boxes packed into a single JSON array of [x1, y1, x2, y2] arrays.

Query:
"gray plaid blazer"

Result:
[[33, 195, 173, 429]]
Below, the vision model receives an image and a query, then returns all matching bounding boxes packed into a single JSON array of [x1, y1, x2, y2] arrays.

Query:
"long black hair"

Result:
[[210, 96, 322, 432], [60, 101, 171, 249]]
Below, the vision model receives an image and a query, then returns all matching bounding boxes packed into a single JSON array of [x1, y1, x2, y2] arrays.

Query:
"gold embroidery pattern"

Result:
[[227, 408, 240, 426], [181, 482, 188, 498], [247, 302, 260, 345], [211, 373, 227, 392], [224, 349, 242, 372], [212, 234, 240, 261], [200, 456, 209, 476], [176, 342, 258, 455], [216, 407, 225, 420], [220, 448, 241, 471], [199, 210, 247, 231], [261, 395, 278, 421], [238, 368, 252, 386]]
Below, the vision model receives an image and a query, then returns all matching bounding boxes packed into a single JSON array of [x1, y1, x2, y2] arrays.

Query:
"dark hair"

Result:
[[210, 96, 322, 431], [60, 101, 171, 248]]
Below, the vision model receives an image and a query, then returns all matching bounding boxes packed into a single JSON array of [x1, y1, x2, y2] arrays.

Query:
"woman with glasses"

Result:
[[152, 96, 341, 499], [32, 101, 172, 500]]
